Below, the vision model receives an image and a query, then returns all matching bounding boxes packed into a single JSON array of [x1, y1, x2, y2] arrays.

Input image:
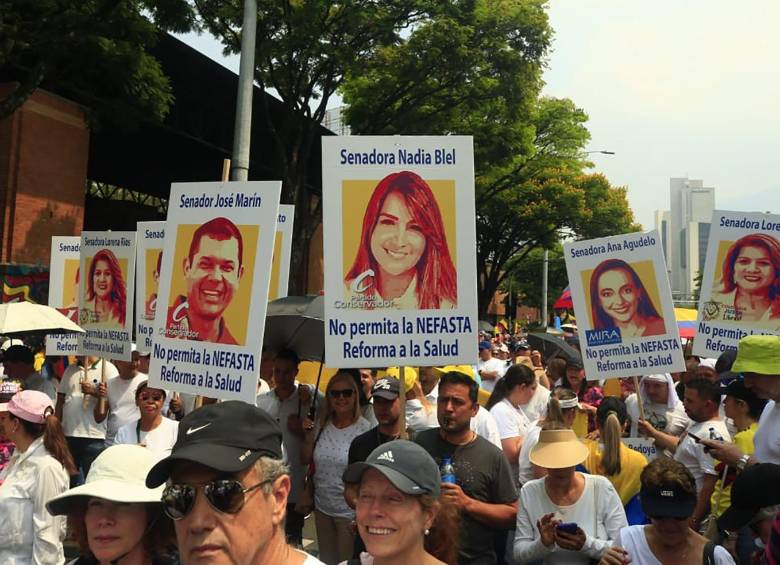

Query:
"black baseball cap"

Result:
[[2, 345, 34, 364], [720, 379, 767, 416], [718, 464, 780, 531], [372, 377, 400, 400], [146, 401, 283, 487], [343, 440, 441, 497], [640, 483, 697, 519], [566, 354, 584, 369]]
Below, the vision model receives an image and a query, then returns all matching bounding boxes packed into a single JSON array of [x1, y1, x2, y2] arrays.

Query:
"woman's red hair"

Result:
[[86, 248, 127, 325], [345, 171, 457, 309]]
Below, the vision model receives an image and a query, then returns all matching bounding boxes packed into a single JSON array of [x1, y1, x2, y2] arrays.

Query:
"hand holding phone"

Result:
[[555, 522, 579, 534]]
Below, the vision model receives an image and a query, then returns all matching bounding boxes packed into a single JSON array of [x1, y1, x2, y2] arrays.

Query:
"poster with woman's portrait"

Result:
[[268, 205, 295, 300], [46, 236, 83, 356], [564, 230, 684, 378], [79, 231, 137, 361], [322, 136, 478, 368], [694, 211, 780, 357], [136, 221, 165, 351], [147, 181, 281, 405]]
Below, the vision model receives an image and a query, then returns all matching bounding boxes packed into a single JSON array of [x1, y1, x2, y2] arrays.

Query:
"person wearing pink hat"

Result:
[[0, 390, 75, 563]]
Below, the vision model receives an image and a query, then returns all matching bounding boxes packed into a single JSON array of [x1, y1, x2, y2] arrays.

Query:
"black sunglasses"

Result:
[[329, 389, 354, 399], [162, 479, 272, 520]]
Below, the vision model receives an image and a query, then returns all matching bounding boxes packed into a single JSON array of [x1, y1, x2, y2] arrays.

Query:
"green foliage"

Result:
[[0, 0, 196, 124]]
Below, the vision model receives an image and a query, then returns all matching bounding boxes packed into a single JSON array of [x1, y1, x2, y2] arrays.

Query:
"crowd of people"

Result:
[[1, 331, 780, 565]]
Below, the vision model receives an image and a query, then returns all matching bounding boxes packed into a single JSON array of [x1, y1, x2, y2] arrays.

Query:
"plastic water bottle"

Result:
[[440, 457, 456, 484]]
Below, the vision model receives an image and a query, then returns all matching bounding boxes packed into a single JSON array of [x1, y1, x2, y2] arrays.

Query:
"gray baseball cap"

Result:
[[343, 440, 441, 497]]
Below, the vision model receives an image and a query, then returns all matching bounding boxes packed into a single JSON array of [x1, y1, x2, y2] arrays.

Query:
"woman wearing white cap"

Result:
[[47, 444, 176, 565], [626, 373, 690, 438], [0, 390, 74, 564], [514, 426, 627, 564]]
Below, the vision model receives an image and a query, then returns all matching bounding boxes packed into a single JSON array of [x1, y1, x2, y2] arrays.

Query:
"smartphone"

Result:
[[687, 432, 702, 443], [556, 522, 579, 534]]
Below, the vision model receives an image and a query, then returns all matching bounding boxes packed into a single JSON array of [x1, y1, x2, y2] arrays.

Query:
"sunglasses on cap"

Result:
[[329, 389, 354, 399], [162, 478, 273, 520]]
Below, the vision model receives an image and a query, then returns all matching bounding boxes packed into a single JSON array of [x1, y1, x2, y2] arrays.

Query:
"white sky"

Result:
[[181, 0, 780, 228]]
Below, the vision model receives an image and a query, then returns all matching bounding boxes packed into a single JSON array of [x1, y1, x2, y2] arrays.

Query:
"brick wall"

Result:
[[0, 85, 89, 265]]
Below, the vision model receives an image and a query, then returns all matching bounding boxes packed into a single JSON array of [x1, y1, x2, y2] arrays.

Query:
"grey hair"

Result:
[[253, 456, 289, 494], [751, 504, 780, 524]]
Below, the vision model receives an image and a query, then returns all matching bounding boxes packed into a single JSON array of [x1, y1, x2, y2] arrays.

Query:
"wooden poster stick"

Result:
[[81, 356, 90, 409], [632, 375, 646, 422], [399, 367, 407, 439], [98, 358, 108, 413]]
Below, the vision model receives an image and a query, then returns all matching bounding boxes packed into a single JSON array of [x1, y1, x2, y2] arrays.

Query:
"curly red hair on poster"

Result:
[[86, 249, 127, 326]]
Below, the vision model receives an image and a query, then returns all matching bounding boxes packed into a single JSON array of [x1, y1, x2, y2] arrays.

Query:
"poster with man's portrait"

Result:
[[694, 210, 780, 357], [564, 230, 684, 378], [322, 136, 478, 368], [136, 222, 165, 352], [46, 236, 83, 356], [79, 231, 137, 361], [148, 182, 281, 404]]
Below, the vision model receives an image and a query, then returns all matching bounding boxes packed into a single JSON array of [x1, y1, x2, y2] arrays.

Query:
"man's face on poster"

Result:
[[184, 235, 244, 320]]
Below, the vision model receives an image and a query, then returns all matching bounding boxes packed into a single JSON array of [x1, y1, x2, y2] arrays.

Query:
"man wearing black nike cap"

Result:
[[146, 401, 324, 564]]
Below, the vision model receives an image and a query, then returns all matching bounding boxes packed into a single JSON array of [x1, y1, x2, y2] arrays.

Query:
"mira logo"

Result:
[[586, 328, 622, 346]]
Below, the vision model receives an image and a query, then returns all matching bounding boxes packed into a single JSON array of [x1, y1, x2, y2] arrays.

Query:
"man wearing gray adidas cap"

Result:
[[146, 401, 324, 564]]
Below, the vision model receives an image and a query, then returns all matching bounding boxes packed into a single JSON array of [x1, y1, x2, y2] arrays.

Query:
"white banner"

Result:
[[622, 437, 659, 461], [136, 222, 165, 352], [147, 182, 281, 403], [694, 210, 780, 357], [269, 205, 295, 300], [564, 230, 684, 378], [322, 136, 478, 367], [46, 236, 82, 356], [78, 231, 137, 361]]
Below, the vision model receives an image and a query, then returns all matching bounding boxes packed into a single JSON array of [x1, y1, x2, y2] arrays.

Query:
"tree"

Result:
[[0, 0, 195, 124], [501, 244, 566, 314], [193, 0, 427, 292]]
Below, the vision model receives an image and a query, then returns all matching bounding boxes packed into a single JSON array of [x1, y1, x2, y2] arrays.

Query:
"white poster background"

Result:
[[79, 231, 137, 361], [564, 230, 684, 378], [622, 437, 658, 461], [693, 210, 780, 357], [147, 181, 281, 404], [136, 222, 166, 352], [269, 205, 295, 300], [322, 136, 478, 368], [46, 236, 82, 356]]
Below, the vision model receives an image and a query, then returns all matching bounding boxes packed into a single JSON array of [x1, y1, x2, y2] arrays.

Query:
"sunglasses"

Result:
[[162, 479, 272, 520], [329, 389, 354, 399]]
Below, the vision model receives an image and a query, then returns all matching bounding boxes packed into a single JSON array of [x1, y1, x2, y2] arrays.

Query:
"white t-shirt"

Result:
[[256, 385, 323, 503], [478, 357, 507, 392], [114, 417, 179, 459], [514, 474, 628, 564], [517, 422, 543, 486], [520, 384, 550, 423], [625, 394, 690, 437], [58, 361, 119, 439], [754, 400, 780, 464], [405, 399, 438, 433], [471, 405, 502, 448], [617, 525, 735, 564], [491, 398, 533, 486], [313, 418, 372, 518], [674, 419, 731, 493], [105, 373, 147, 442]]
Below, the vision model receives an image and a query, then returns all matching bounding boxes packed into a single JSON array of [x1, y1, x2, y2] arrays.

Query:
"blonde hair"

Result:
[[543, 388, 577, 431], [596, 397, 628, 476], [320, 371, 363, 428]]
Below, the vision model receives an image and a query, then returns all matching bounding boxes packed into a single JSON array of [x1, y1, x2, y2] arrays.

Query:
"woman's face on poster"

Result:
[[733, 244, 774, 293], [370, 192, 427, 277], [93, 259, 113, 299], [597, 268, 639, 323]]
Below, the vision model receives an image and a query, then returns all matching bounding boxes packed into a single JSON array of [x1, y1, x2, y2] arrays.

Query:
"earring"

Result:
[[424, 528, 430, 536]]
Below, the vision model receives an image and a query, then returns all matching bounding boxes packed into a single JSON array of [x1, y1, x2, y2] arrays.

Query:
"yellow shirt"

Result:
[[583, 440, 648, 505], [572, 410, 589, 438], [710, 423, 757, 517]]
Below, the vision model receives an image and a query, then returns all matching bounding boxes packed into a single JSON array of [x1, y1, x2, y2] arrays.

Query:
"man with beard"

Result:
[[166, 217, 244, 344], [414, 371, 518, 564]]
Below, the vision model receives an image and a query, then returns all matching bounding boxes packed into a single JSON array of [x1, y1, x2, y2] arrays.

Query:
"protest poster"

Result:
[[322, 136, 478, 368], [46, 236, 82, 356], [564, 230, 684, 378], [147, 181, 281, 403], [79, 231, 137, 361], [269, 204, 295, 300], [136, 221, 165, 352], [693, 210, 780, 357], [622, 437, 658, 461]]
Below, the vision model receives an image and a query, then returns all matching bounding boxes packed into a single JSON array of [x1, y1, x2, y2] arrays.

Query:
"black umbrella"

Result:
[[478, 320, 494, 333], [263, 295, 324, 362], [526, 332, 581, 364]]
